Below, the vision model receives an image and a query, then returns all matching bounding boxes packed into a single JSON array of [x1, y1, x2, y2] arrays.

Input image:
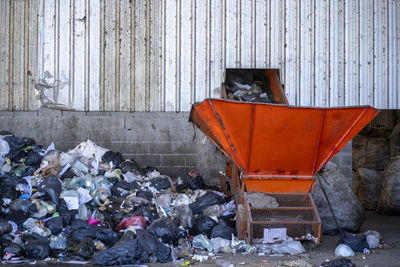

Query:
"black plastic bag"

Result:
[[75, 237, 95, 259], [102, 151, 124, 167], [0, 174, 25, 200], [66, 220, 96, 243], [5, 199, 37, 224], [131, 204, 159, 224], [119, 159, 144, 175], [25, 151, 43, 167], [189, 191, 225, 214], [0, 220, 12, 235], [210, 220, 236, 239], [321, 258, 355, 267], [136, 229, 171, 263], [340, 231, 369, 252], [111, 180, 140, 197], [177, 175, 206, 191], [25, 239, 50, 259], [92, 239, 148, 266], [148, 217, 179, 244], [45, 216, 63, 235], [191, 216, 217, 237], [94, 228, 120, 247], [37, 175, 62, 205], [150, 177, 171, 190]]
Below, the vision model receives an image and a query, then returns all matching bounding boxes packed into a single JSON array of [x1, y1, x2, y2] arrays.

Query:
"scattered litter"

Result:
[[335, 244, 355, 257], [321, 257, 355, 267]]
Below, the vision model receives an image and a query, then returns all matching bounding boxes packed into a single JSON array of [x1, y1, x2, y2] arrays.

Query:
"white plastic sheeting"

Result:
[[0, 0, 399, 111]]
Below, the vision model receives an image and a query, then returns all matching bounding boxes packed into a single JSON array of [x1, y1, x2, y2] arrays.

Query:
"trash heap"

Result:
[[0, 132, 245, 265], [224, 69, 275, 103]]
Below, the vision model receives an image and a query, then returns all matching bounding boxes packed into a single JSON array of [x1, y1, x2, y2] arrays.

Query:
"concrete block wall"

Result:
[[0, 108, 226, 184], [0, 108, 353, 185]]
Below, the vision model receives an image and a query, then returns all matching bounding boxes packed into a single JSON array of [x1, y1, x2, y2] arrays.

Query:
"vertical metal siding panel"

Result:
[[119, 0, 131, 111], [57, 0, 70, 106], [164, 0, 176, 111], [88, 0, 100, 111], [393, 0, 400, 109], [344, 0, 359, 106], [134, 1, 148, 111], [28, 0, 39, 110], [179, 1, 193, 110], [175, 0, 181, 110], [144, 0, 151, 111], [299, 0, 313, 106], [0, 0, 10, 110], [12, 0, 25, 110], [194, 0, 207, 102], [329, 0, 345, 107], [284, 0, 298, 105], [359, 0, 374, 106], [388, 0, 396, 108], [255, 0, 267, 68], [73, 0, 86, 110], [270, 0, 283, 69], [103, 0, 116, 111], [374, 0, 388, 109], [149, 0, 162, 111], [209, 0, 223, 98], [240, 0, 252, 68], [314, 0, 329, 107], [225, 0, 237, 68], [42, 0, 56, 105]]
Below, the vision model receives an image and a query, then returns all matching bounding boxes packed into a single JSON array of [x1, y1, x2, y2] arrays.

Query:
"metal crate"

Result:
[[245, 193, 321, 244]]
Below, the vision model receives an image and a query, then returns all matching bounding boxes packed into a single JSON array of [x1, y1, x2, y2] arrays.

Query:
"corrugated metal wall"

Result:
[[0, 0, 39, 111], [1, 0, 399, 111]]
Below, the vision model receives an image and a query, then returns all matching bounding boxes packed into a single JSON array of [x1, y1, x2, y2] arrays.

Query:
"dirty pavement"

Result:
[[0, 132, 395, 266]]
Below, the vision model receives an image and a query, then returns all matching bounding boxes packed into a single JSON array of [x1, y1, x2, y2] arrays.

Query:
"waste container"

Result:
[[189, 69, 379, 244]]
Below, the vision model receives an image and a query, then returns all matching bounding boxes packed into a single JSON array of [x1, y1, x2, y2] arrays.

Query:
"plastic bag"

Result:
[[45, 216, 63, 235], [37, 175, 62, 205], [102, 151, 123, 167], [136, 229, 172, 263], [25, 239, 50, 259], [335, 244, 355, 257], [148, 217, 180, 244], [177, 173, 206, 191], [210, 237, 231, 253], [191, 216, 217, 237], [210, 220, 236, 240], [192, 234, 213, 252], [270, 240, 305, 255], [115, 216, 147, 231], [0, 220, 12, 235], [75, 237, 95, 259], [246, 192, 279, 209], [49, 232, 67, 249], [92, 238, 147, 266], [189, 191, 225, 214], [5, 198, 38, 224], [340, 231, 369, 252], [150, 177, 171, 190], [378, 155, 400, 214], [174, 204, 193, 228]]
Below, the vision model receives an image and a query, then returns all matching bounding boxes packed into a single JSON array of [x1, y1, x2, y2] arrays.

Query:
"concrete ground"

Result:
[[151, 211, 400, 267]]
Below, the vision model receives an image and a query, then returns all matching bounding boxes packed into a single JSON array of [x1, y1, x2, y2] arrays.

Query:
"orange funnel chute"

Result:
[[190, 99, 379, 178]]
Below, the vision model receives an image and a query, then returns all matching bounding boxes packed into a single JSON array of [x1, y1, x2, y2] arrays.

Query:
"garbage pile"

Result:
[[224, 69, 275, 103], [0, 132, 248, 265]]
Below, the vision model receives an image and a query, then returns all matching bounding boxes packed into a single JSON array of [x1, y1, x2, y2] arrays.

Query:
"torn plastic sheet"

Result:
[[34, 71, 76, 111]]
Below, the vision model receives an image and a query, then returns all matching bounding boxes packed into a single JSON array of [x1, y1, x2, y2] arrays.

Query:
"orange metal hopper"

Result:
[[190, 99, 379, 194]]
